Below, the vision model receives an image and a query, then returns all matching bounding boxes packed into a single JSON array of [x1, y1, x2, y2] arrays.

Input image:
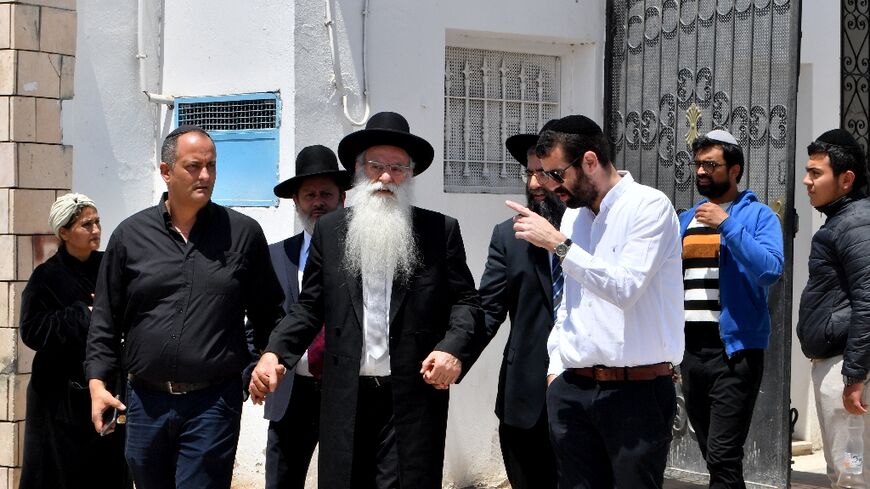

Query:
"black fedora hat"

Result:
[[273, 145, 353, 198], [337, 111, 435, 176], [505, 119, 559, 167]]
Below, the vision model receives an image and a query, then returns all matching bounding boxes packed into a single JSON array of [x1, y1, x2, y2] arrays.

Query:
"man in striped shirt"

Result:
[[679, 129, 784, 488]]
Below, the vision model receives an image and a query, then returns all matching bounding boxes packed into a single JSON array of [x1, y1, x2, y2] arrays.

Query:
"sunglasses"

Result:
[[542, 157, 581, 184]]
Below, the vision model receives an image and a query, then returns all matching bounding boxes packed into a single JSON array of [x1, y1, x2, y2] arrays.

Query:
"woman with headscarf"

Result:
[[19, 193, 128, 489]]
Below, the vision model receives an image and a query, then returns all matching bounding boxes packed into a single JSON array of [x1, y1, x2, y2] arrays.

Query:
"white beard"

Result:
[[343, 170, 418, 282], [297, 210, 316, 235]]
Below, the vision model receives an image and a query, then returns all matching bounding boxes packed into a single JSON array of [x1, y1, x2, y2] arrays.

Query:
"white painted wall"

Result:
[[791, 0, 841, 446], [160, 1, 297, 245], [62, 0, 163, 237]]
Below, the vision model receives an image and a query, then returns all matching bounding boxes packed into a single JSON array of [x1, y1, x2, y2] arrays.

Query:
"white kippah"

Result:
[[48, 193, 96, 238], [705, 129, 739, 146]]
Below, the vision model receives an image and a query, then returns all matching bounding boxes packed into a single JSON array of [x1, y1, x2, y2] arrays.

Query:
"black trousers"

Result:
[[499, 409, 557, 489], [681, 347, 764, 489], [547, 371, 676, 489], [350, 382, 399, 489], [265, 375, 321, 489]]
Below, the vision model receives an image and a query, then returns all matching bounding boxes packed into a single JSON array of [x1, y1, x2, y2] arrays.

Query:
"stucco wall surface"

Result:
[[62, 0, 162, 235]]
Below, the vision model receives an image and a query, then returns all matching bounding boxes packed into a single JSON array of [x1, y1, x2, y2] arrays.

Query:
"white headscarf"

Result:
[[48, 193, 96, 238]]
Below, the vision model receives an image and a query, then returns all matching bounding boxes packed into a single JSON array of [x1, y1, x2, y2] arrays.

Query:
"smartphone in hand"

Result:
[[99, 395, 125, 436]]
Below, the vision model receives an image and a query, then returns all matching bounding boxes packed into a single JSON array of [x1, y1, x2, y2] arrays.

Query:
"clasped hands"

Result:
[[248, 349, 463, 403]]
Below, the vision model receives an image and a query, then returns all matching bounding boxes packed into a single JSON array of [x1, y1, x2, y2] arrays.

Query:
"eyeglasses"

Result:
[[521, 169, 550, 183], [366, 160, 412, 176], [693, 160, 726, 173]]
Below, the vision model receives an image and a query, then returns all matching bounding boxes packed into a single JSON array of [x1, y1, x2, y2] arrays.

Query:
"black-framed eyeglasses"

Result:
[[542, 157, 581, 184], [693, 160, 726, 173]]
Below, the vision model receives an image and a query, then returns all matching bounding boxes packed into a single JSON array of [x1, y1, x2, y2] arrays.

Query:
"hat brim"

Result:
[[505, 134, 540, 167], [273, 170, 354, 198], [338, 129, 435, 176]]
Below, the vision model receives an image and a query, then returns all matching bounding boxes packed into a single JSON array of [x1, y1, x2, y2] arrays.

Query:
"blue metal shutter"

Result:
[[175, 93, 281, 206]]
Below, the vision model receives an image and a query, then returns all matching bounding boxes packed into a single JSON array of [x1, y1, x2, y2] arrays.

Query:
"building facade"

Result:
[[0, 0, 852, 487]]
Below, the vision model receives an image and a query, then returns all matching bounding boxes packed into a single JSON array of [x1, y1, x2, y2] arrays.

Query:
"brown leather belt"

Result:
[[128, 374, 229, 395], [569, 363, 673, 382]]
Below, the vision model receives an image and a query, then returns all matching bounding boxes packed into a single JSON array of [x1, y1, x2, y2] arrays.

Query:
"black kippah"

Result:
[[815, 128, 861, 151], [548, 115, 603, 137], [166, 124, 208, 139], [540, 118, 558, 133]]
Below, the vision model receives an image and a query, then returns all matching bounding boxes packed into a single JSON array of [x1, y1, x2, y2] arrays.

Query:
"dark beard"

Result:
[[563, 171, 598, 209], [527, 190, 566, 227], [696, 178, 731, 199]]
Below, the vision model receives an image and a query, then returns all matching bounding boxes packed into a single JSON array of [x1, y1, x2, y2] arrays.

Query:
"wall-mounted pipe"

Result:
[[325, 0, 370, 126], [138, 0, 174, 107]]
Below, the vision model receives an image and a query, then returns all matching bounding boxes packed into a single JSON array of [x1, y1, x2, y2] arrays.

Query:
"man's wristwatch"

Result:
[[844, 375, 866, 386], [554, 239, 573, 261]]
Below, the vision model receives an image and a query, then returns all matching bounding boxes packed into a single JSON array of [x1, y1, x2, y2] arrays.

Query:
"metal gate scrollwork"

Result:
[[842, 0, 870, 169], [605, 1, 800, 487], [607, 0, 796, 212]]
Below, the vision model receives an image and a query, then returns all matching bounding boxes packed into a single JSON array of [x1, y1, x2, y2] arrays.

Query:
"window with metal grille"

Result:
[[174, 93, 280, 207], [444, 46, 560, 194]]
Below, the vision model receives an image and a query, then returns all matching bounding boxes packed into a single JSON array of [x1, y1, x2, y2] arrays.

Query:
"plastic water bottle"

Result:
[[838, 414, 865, 488]]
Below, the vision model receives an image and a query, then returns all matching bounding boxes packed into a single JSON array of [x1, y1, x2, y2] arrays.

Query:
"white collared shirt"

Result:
[[547, 172, 685, 375], [295, 231, 314, 377], [297, 231, 312, 292], [360, 272, 392, 376]]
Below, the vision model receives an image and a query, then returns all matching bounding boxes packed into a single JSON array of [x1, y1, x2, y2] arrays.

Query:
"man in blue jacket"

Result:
[[679, 129, 784, 488]]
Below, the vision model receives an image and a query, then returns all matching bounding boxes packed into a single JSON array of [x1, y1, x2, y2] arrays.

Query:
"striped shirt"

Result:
[[682, 203, 730, 347]]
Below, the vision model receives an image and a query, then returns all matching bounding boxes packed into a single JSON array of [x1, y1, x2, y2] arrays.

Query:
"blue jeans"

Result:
[[124, 379, 243, 489]]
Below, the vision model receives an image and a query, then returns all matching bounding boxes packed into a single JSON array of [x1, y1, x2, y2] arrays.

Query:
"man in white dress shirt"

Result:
[[507, 114, 684, 488]]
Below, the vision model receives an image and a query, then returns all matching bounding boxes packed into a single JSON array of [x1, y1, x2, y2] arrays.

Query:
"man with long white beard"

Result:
[[249, 111, 483, 489], [260, 144, 351, 489]]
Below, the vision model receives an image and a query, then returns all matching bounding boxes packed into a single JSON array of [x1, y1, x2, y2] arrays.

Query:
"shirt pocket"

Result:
[[205, 251, 246, 295]]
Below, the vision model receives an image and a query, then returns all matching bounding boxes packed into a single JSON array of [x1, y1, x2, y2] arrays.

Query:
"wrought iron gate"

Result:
[[605, 1, 801, 487], [843, 0, 870, 166]]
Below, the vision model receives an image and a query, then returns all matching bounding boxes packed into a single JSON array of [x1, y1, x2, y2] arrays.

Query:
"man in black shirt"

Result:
[[86, 125, 284, 489]]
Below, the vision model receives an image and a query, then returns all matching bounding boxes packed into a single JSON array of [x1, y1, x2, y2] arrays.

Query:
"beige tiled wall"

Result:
[[0, 1, 75, 486]]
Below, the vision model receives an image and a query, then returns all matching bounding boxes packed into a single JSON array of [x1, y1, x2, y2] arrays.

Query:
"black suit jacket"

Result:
[[478, 218, 555, 429], [266, 206, 484, 489]]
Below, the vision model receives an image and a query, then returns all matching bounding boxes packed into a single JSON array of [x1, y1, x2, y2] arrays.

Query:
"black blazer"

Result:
[[478, 218, 555, 429], [266, 206, 484, 489]]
